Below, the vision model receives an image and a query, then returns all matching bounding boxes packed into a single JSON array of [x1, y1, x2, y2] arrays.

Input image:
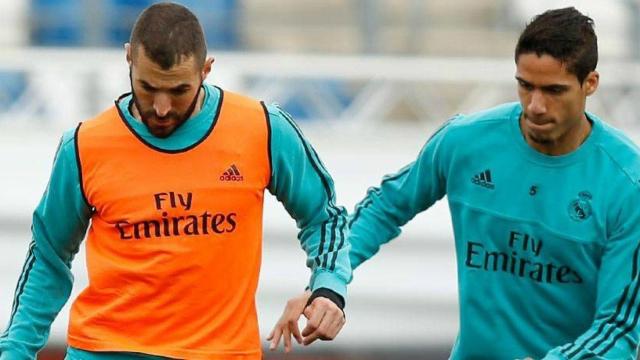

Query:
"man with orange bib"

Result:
[[0, 3, 350, 359]]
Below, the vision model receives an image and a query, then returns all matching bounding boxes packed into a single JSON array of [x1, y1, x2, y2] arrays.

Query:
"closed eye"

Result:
[[542, 85, 568, 95], [170, 88, 189, 96], [517, 79, 533, 91], [141, 83, 157, 92]]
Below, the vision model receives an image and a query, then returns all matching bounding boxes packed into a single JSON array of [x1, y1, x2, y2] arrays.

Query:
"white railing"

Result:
[[1, 48, 639, 130]]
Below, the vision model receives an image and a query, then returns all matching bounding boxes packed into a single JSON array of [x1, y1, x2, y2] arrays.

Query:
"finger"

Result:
[[303, 305, 313, 320], [327, 311, 346, 339], [302, 309, 327, 345], [266, 328, 274, 341], [301, 303, 325, 337], [319, 313, 340, 340], [302, 328, 322, 346], [269, 326, 283, 351], [310, 307, 344, 342], [291, 319, 303, 344], [283, 326, 292, 353], [315, 310, 337, 340], [302, 315, 334, 346]]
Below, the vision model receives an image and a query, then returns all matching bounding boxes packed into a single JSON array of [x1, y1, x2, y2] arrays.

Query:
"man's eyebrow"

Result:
[[138, 80, 191, 91], [541, 84, 570, 91], [515, 76, 570, 90], [139, 80, 158, 89], [171, 84, 191, 91]]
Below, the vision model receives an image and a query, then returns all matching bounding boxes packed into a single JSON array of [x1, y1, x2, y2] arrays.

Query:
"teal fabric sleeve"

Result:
[[65, 348, 166, 360], [265, 104, 351, 299], [0, 86, 218, 360], [346, 103, 640, 358], [0, 130, 91, 359], [347, 123, 450, 271], [543, 187, 640, 359], [0, 87, 349, 359]]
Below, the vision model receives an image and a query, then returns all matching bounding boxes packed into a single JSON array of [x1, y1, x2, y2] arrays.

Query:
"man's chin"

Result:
[[148, 126, 175, 138], [528, 131, 554, 145], [141, 117, 181, 138]]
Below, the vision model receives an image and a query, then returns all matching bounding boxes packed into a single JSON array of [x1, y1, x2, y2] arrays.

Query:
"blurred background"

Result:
[[1, 0, 640, 359]]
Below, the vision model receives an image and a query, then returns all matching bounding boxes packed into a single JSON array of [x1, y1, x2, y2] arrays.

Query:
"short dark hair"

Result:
[[130, 2, 207, 69], [515, 7, 598, 83]]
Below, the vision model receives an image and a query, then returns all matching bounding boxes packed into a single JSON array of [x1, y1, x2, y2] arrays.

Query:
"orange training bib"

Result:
[[70, 90, 270, 359]]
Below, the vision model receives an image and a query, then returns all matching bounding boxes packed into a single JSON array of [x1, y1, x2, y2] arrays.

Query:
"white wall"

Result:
[[0, 0, 28, 46]]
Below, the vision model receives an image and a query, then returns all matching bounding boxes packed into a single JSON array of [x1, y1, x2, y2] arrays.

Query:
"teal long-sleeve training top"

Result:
[[348, 102, 640, 359], [0, 84, 351, 360]]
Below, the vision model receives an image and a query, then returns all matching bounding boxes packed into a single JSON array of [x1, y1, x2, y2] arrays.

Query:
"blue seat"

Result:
[[173, 0, 240, 49], [104, 0, 152, 46], [31, 0, 240, 49], [31, 0, 84, 46], [104, 0, 239, 49]]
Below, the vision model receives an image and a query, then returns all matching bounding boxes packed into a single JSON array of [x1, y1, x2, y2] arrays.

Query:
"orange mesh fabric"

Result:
[[70, 91, 270, 359]]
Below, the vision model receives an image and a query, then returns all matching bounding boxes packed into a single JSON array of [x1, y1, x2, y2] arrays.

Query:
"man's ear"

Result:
[[202, 56, 215, 79], [125, 43, 132, 66], [584, 71, 599, 96]]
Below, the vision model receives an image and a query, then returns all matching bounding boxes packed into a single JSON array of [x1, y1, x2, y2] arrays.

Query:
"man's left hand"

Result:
[[301, 296, 346, 345]]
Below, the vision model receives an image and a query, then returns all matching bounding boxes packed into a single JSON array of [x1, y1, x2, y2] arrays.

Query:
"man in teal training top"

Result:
[[270, 7, 640, 359]]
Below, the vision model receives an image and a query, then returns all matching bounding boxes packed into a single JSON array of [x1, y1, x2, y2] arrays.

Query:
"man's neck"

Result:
[[521, 115, 592, 156]]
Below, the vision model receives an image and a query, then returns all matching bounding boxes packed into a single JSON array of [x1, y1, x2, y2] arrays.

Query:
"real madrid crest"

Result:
[[568, 191, 592, 222]]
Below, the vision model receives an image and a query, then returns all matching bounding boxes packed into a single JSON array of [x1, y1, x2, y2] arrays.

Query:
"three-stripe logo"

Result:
[[471, 169, 495, 189], [220, 164, 244, 182]]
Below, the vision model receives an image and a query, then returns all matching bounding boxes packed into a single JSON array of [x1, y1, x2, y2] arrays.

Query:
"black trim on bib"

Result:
[[74, 123, 94, 210], [114, 86, 223, 154], [261, 101, 273, 190]]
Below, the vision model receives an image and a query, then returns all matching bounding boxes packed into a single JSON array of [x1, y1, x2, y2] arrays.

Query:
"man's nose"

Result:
[[527, 90, 546, 116], [153, 93, 172, 117]]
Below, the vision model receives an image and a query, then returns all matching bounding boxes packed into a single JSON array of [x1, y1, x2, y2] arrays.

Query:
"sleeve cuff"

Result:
[[309, 270, 347, 303], [307, 287, 345, 310], [541, 349, 568, 360]]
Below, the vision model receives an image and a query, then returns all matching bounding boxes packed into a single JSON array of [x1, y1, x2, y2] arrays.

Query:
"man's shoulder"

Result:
[[450, 102, 519, 127], [50, 126, 82, 165], [436, 102, 520, 142], [262, 103, 297, 131], [264, 102, 283, 118], [217, 86, 263, 112], [596, 118, 640, 154], [60, 126, 78, 146], [74, 106, 125, 140], [594, 117, 640, 188]]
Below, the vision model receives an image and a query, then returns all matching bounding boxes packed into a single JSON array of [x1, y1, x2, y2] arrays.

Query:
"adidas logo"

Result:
[[471, 169, 494, 189], [220, 164, 244, 182]]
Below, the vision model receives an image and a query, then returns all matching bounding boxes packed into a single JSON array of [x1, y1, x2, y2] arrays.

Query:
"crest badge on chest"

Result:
[[568, 191, 592, 222]]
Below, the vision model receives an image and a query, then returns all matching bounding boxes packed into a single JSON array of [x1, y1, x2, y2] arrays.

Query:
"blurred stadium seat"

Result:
[[30, 0, 84, 46], [104, 0, 240, 49], [30, 0, 240, 49], [103, 0, 151, 46], [182, 0, 240, 50]]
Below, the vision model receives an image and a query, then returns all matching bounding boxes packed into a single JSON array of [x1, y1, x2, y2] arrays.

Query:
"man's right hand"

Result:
[[267, 290, 312, 353]]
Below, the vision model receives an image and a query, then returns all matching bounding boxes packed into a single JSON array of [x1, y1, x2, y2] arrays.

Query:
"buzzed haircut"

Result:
[[130, 2, 207, 69], [515, 7, 598, 84]]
